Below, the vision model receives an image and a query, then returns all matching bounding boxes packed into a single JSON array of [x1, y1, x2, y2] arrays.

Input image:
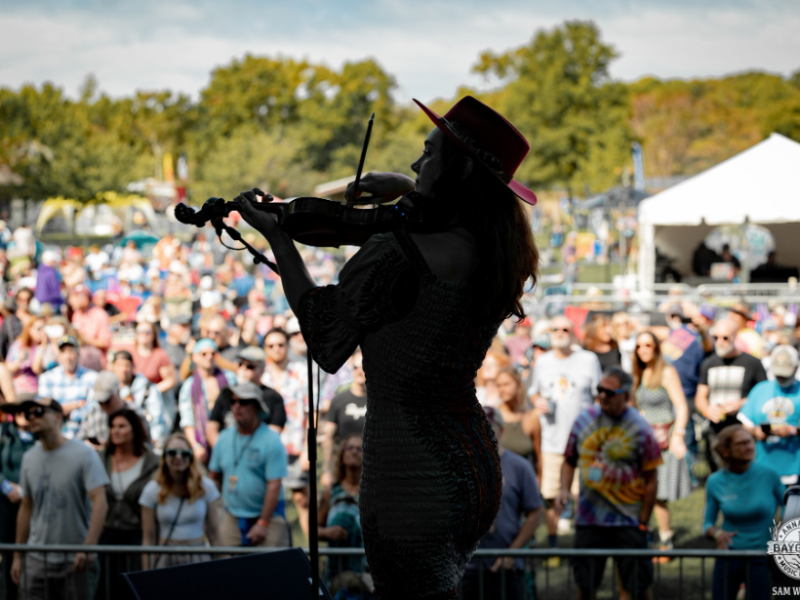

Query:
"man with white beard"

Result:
[[695, 318, 767, 472]]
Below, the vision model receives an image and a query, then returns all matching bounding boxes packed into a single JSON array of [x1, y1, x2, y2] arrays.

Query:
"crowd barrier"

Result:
[[0, 544, 771, 600]]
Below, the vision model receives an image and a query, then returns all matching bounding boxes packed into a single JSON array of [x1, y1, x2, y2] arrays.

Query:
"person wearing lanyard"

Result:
[[209, 382, 289, 547], [737, 345, 800, 485]]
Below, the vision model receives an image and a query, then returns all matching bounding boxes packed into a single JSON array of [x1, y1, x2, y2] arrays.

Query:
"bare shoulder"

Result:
[[409, 228, 478, 284]]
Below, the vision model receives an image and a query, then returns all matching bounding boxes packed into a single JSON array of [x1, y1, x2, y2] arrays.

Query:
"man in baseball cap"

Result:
[[738, 345, 800, 484], [77, 371, 149, 448]]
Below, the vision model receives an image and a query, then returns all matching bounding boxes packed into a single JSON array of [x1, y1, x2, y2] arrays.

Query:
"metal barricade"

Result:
[[0, 544, 771, 600]]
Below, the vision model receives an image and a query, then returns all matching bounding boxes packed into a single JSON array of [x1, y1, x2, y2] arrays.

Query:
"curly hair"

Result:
[[332, 433, 363, 485], [156, 433, 206, 505], [106, 408, 148, 457]]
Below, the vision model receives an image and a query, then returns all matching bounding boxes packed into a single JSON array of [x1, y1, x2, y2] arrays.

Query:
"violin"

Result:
[[174, 192, 426, 248]]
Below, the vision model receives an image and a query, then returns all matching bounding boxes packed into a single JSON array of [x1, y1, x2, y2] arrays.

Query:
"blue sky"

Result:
[[1, 0, 798, 103]]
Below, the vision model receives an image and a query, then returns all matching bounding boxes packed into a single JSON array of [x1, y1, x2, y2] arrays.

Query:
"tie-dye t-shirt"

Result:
[[564, 405, 663, 527]]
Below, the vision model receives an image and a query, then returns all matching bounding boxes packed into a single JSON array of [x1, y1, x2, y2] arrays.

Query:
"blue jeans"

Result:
[[712, 557, 770, 600]]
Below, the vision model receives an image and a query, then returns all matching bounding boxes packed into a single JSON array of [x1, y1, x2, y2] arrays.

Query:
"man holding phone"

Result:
[[738, 345, 800, 485]]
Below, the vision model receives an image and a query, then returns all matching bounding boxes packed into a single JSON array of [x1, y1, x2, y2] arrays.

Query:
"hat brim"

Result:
[[413, 99, 537, 205]]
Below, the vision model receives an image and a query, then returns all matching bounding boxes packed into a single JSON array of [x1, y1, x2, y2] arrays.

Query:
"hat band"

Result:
[[439, 117, 512, 184]]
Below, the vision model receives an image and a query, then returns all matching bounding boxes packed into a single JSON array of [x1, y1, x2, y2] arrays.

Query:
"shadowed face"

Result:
[[411, 128, 447, 199]]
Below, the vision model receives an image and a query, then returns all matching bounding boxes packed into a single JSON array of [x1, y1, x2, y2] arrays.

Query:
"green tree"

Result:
[[473, 20, 631, 195]]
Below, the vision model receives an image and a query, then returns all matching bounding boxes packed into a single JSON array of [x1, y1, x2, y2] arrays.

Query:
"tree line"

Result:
[[1, 20, 799, 205]]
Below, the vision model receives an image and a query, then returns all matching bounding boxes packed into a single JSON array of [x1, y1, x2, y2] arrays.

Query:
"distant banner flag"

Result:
[[632, 142, 645, 191]]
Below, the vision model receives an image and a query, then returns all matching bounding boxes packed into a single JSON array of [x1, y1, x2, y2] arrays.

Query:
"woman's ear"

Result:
[[456, 157, 474, 181]]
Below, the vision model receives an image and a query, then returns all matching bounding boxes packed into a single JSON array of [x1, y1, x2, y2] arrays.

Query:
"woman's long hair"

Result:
[[156, 433, 206, 505], [434, 126, 539, 322], [632, 330, 665, 393], [583, 316, 618, 353], [18, 316, 45, 348], [136, 322, 161, 349], [332, 434, 363, 485], [106, 408, 148, 457]]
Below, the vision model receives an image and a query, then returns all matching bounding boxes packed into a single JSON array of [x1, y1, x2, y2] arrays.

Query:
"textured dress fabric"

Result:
[[635, 384, 692, 502], [298, 229, 503, 600]]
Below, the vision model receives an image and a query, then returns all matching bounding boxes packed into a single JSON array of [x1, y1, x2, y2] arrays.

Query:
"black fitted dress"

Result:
[[298, 229, 503, 600]]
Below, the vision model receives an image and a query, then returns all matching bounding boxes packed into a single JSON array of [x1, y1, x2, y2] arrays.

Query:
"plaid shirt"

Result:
[[77, 401, 149, 446], [37, 365, 98, 440]]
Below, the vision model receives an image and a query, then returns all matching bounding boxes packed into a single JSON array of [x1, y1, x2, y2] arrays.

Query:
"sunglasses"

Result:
[[343, 445, 363, 453], [165, 448, 193, 460], [550, 327, 571, 333], [266, 343, 286, 349], [596, 386, 626, 397], [24, 406, 49, 419], [712, 335, 731, 342], [230, 398, 257, 406], [239, 362, 258, 371]]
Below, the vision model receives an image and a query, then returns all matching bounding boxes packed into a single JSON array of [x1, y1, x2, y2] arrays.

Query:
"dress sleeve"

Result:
[[297, 233, 419, 374]]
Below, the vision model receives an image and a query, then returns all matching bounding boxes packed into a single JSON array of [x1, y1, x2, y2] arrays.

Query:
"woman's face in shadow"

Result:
[[411, 128, 447, 200]]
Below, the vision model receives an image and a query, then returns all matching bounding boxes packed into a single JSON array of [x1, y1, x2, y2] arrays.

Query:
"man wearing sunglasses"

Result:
[[528, 315, 602, 558], [5, 396, 109, 600], [207, 346, 287, 448], [556, 366, 662, 600], [209, 382, 289, 547], [695, 319, 766, 472]]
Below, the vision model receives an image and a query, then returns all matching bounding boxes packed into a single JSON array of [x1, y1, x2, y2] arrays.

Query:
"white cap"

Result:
[[200, 275, 214, 291], [200, 290, 222, 309]]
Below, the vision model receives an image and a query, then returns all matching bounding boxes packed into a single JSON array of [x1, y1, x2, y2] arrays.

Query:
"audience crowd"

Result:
[[0, 221, 797, 599]]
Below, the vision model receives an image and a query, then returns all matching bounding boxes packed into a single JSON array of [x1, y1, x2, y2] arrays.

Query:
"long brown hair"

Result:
[[633, 330, 665, 392], [583, 316, 618, 352], [18, 316, 45, 348], [332, 433, 363, 485], [156, 433, 206, 505], [436, 126, 539, 322], [496, 366, 525, 411]]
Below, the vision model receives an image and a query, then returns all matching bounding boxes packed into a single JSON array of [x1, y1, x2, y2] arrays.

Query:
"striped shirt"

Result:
[[38, 365, 98, 439]]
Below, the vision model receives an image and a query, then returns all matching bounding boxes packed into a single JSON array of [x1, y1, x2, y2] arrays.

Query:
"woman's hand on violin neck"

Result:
[[236, 189, 281, 240], [344, 172, 415, 204]]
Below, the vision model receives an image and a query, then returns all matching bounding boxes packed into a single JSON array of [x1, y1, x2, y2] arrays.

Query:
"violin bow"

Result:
[[349, 112, 375, 204]]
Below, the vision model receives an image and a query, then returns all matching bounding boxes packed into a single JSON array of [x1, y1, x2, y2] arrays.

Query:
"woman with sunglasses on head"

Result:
[[318, 433, 366, 594], [633, 331, 691, 562], [96, 409, 159, 600], [139, 432, 221, 569], [237, 96, 539, 599]]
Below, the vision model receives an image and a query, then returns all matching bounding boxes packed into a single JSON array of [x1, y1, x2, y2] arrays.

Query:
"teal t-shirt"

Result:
[[209, 423, 288, 519], [703, 462, 784, 549], [738, 380, 800, 481]]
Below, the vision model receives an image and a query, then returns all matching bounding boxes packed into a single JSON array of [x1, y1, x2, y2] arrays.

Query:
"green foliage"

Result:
[[2, 25, 800, 205], [473, 20, 631, 195]]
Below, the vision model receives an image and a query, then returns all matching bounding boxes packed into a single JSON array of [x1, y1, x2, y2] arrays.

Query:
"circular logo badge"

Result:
[[769, 518, 800, 580]]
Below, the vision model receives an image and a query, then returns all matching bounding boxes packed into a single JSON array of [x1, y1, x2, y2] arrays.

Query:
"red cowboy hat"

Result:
[[413, 96, 537, 205]]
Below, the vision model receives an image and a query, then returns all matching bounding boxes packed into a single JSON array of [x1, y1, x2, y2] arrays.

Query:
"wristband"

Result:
[[256, 518, 270, 528], [0, 479, 14, 495], [638, 523, 648, 532]]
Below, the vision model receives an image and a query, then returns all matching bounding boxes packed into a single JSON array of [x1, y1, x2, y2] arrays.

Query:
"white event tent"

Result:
[[637, 133, 800, 290]]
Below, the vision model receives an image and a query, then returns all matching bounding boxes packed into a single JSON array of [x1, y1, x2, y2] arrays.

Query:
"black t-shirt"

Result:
[[324, 389, 367, 444], [699, 352, 767, 432], [593, 348, 622, 371], [210, 384, 287, 433]]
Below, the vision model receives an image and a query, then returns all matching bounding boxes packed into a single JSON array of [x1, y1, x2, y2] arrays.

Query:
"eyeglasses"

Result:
[[24, 406, 48, 419], [343, 445, 363, 453], [239, 362, 258, 371], [550, 327, 571, 334], [165, 448, 193, 460], [712, 335, 731, 342], [596, 386, 627, 397], [266, 343, 286, 349]]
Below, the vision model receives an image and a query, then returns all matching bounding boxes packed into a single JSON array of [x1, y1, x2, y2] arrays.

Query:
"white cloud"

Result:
[[0, 1, 798, 103]]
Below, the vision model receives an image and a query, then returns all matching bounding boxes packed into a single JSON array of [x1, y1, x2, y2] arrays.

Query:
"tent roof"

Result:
[[638, 133, 800, 226]]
